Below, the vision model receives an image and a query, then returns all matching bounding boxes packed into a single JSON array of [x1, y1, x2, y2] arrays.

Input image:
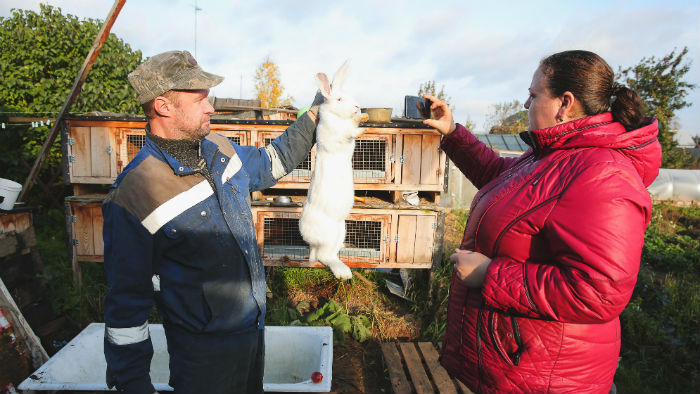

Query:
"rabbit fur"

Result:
[[299, 60, 363, 280]]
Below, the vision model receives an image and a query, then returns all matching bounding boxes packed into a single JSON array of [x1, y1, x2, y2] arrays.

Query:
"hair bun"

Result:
[[612, 82, 626, 96]]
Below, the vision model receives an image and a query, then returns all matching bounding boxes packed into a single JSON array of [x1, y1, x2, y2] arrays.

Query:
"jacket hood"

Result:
[[524, 112, 662, 186]]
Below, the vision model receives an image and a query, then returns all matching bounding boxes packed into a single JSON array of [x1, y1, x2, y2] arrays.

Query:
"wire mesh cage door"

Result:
[[120, 128, 146, 165], [352, 135, 392, 184], [259, 131, 313, 182], [217, 129, 248, 146], [254, 208, 389, 267]]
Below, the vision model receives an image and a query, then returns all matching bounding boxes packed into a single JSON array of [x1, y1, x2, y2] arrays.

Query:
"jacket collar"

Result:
[[519, 112, 661, 186]]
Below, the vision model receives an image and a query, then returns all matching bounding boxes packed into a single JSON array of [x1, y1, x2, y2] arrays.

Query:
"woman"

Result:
[[422, 50, 661, 394]]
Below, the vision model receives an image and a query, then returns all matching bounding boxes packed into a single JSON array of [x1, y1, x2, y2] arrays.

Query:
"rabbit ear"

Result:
[[316, 73, 331, 100], [331, 59, 351, 93]]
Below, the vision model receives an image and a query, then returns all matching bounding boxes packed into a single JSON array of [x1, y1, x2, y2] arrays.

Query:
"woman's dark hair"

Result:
[[539, 50, 643, 131]]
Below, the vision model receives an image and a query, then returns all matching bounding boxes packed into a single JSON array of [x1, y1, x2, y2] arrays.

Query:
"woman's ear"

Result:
[[557, 91, 578, 122]]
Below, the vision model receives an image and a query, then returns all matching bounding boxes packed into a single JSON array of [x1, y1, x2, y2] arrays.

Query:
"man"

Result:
[[102, 50, 319, 394]]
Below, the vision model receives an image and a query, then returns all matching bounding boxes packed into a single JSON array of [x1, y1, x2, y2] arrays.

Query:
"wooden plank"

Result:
[[90, 126, 112, 177], [92, 205, 104, 255], [396, 215, 417, 264], [417, 342, 458, 394], [70, 176, 118, 184], [456, 378, 474, 394], [414, 215, 435, 265], [399, 342, 434, 394], [437, 341, 475, 394], [76, 255, 105, 262], [402, 134, 422, 186], [263, 260, 432, 269], [109, 126, 118, 178], [73, 204, 94, 256], [268, 183, 444, 192], [394, 133, 404, 184], [0, 212, 32, 234], [0, 277, 49, 369], [71, 126, 92, 177], [420, 134, 441, 185], [381, 342, 413, 394]]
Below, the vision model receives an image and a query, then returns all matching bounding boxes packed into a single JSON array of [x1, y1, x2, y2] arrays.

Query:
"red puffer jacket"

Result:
[[439, 113, 661, 394]]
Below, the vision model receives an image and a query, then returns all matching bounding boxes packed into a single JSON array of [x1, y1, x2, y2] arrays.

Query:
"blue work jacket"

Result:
[[102, 114, 316, 394]]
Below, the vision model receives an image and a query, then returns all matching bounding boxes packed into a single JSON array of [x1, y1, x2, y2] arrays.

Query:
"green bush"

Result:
[[617, 203, 700, 393]]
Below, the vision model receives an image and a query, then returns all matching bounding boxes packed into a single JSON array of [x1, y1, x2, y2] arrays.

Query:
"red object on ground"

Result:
[[311, 371, 323, 383]]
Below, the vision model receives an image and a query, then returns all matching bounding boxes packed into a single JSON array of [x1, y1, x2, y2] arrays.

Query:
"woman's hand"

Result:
[[421, 94, 456, 136], [451, 249, 492, 288]]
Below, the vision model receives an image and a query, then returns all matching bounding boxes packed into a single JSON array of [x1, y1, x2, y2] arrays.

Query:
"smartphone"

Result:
[[404, 95, 431, 119]]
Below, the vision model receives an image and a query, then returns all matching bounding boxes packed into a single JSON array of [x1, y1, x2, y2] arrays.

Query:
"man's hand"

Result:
[[421, 94, 456, 135], [451, 249, 492, 288], [307, 90, 325, 124]]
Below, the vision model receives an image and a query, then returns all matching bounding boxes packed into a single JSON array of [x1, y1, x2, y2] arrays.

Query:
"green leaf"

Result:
[[351, 316, 372, 343]]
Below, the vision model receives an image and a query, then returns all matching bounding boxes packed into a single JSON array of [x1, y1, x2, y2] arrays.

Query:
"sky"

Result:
[[2, 0, 699, 136]]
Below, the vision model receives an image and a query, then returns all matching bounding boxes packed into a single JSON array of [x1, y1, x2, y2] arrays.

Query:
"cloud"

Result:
[[2, 0, 698, 134]]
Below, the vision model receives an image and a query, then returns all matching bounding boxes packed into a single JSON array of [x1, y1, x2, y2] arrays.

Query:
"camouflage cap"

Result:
[[128, 50, 223, 104]]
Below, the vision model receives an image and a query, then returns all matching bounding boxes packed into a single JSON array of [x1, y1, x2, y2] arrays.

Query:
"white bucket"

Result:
[[0, 178, 22, 210]]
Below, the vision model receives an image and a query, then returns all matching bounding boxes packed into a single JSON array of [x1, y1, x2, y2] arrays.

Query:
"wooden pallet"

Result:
[[381, 342, 474, 394]]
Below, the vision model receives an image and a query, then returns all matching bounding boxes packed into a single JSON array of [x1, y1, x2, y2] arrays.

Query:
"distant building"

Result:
[[673, 129, 697, 149], [208, 97, 298, 121]]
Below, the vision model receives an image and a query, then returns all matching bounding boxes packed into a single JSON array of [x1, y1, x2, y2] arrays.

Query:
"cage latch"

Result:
[[400, 155, 405, 164], [71, 215, 77, 223], [69, 155, 75, 163], [72, 239, 79, 246], [106, 146, 112, 156], [67, 137, 75, 146], [395, 234, 400, 243]]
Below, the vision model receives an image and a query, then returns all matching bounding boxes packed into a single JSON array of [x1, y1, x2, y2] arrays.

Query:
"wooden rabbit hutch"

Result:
[[61, 115, 447, 282]]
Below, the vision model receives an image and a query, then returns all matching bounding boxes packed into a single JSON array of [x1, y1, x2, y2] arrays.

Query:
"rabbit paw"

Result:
[[329, 263, 352, 280]]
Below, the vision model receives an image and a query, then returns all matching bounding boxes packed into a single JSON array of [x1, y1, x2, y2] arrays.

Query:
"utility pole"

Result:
[[194, 0, 202, 58]]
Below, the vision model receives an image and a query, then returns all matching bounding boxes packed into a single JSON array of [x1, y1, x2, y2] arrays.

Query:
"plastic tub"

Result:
[[0, 178, 22, 210], [18, 323, 333, 392]]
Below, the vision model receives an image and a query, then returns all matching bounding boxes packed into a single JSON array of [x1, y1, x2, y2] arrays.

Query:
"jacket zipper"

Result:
[[623, 137, 657, 150], [488, 194, 561, 313], [491, 194, 562, 256], [510, 315, 524, 365], [476, 302, 484, 393], [487, 311, 524, 367], [464, 155, 536, 246], [487, 311, 514, 366]]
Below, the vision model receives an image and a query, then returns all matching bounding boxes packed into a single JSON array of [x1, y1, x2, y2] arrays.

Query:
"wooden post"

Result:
[[0, 277, 49, 369], [18, 0, 127, 202]]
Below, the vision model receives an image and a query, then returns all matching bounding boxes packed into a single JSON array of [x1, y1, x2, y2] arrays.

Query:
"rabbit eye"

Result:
[[337, 98, 342, 101]]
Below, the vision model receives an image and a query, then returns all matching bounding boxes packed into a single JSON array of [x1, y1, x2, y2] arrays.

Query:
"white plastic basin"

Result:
[[18, 323, 332, 392]]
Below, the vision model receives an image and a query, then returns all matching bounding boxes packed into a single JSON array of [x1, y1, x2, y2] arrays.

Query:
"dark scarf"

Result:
[[147, 127, 216, 191]]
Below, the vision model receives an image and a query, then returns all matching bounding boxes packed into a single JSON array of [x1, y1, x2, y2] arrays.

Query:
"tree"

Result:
[[463, 115, 478, 133], [0, 4, 143, 207], [485, 100, 528, 134], [418, 80, 452, 108], [618, 47, 697, 168], [254, 57, 292, 109]]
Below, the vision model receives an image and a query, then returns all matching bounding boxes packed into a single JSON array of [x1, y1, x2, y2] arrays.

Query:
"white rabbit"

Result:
[[299, 60, 363, 280]]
